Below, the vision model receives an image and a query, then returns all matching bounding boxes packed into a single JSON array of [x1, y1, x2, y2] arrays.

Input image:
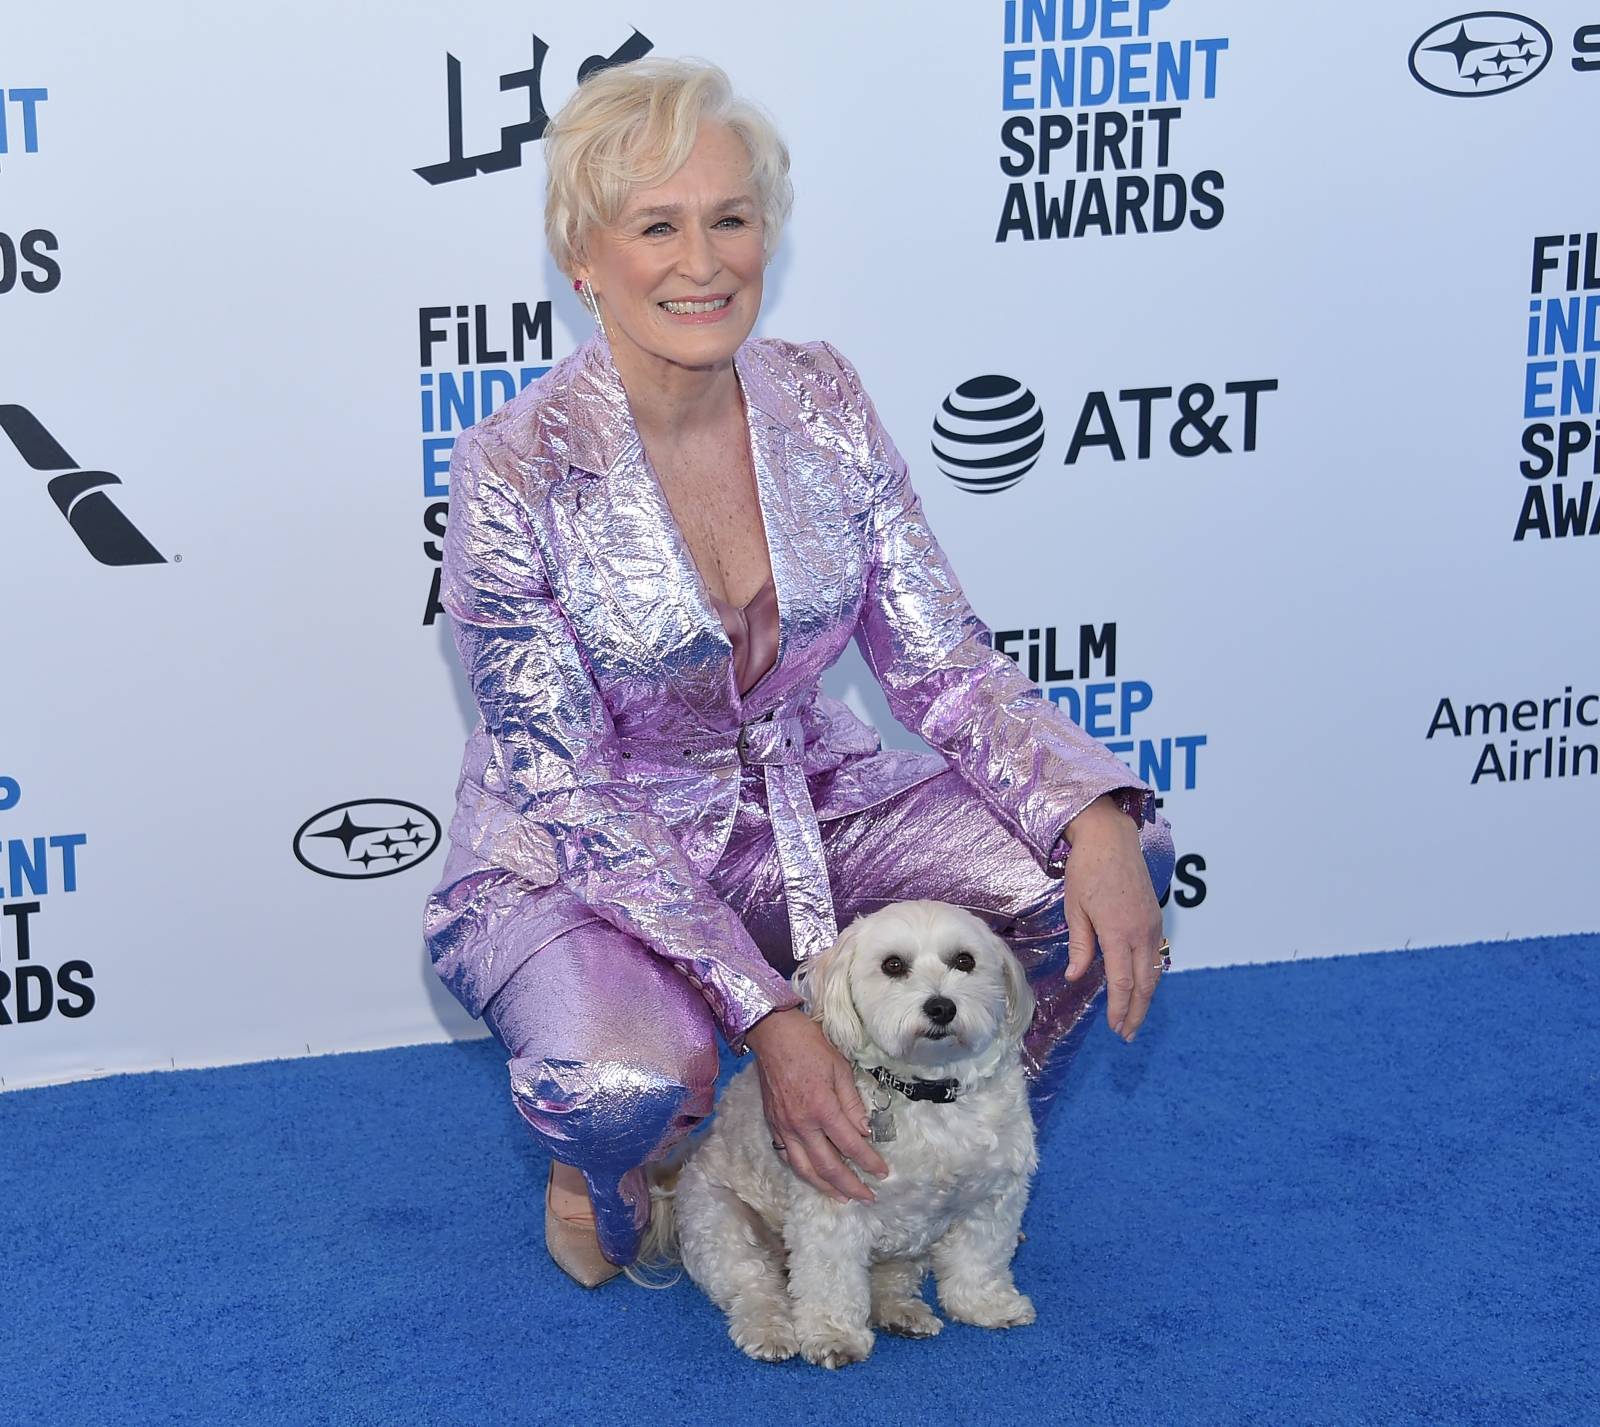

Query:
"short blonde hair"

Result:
[[543, 56, 794, 278]]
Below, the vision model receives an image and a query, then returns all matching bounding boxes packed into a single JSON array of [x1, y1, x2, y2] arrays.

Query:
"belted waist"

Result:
[[612, 707, 806, 766], [737, 713, 804, 766], [611, 705, 837, 968]]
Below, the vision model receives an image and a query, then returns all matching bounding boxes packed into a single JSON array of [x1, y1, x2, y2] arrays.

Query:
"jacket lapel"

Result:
[[548, 328, 805, 724]]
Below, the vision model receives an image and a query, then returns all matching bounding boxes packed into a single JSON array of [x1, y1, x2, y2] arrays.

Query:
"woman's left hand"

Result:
[[1060, 794, 1165, 1042]]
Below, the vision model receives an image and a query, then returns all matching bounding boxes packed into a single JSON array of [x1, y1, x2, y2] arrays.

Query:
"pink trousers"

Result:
[[482, 763, 1175, 1264]]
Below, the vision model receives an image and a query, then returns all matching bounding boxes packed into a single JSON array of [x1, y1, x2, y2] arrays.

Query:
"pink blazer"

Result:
[[422, 328, 1154, 1048]]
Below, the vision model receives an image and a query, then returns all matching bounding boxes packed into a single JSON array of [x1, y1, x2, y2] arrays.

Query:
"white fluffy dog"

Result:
[[639, 899, 1040, 1368]]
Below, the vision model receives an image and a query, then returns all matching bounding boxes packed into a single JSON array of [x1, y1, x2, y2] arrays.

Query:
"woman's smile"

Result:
[[658, 293, 736, 321]]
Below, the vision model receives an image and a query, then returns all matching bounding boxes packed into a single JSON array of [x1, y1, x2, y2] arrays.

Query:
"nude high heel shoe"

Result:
[[545, 1162, 623, 1288]]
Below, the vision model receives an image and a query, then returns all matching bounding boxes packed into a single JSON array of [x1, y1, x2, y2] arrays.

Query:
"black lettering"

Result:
[[16, 965, 53, 1023], [1172, 853, 1206, 909], [55, 961, 95, 1018], [1513, 485, 1550, 541], [423, 501, 448, 561], [1520, 423, 1554, 479], [1151, 173, 1187, 233], [1114, 175, 1150, 235], [1064, 392, 1125, 463], [423, 566, 445, 626], [1080, 623, 1115, 678], [19, 231, 61, 293], [1551, 481, 1595, 538], [1574, 24, 1600, 71], [999, 116, 1034, 177], [996, 182, 1035, 242], [1072, 178, 1112, 238], [1188, 172, 1224, 231], [1426, 698, 1462, 738], [1034, 179, 1075, 240]]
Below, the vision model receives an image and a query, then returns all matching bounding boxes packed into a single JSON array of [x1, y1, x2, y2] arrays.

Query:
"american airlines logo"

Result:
[[0, 405, 165, 566]]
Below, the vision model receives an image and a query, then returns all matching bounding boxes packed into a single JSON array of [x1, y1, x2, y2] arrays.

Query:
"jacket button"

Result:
[[620, 751, 632, 759]]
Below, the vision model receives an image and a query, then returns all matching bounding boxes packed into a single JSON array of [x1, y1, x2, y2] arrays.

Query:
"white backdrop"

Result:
[[4, 1, 1596, 1090]]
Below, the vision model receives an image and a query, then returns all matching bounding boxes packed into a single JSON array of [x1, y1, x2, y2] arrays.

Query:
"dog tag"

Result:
[[869, 1105, 896, 1144]]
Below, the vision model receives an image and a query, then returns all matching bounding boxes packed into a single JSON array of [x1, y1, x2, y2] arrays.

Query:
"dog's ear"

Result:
[[792, 920, 866, 1059], [995, 932, 1037, 1048]]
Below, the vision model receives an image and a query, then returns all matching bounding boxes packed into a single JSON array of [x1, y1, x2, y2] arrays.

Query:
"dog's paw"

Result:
[[942, 1287, 1036, 1330], [731, 1315, 799, 1363], [798, 1322, 875, 1369], [872, 1296, 943, 1338]]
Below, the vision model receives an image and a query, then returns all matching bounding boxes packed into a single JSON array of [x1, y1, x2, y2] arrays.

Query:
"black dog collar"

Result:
[[866, 1064, 961, 1104]]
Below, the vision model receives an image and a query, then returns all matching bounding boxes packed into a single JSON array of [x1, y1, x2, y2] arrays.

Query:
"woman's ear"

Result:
[[792, 921, 866, 1060]]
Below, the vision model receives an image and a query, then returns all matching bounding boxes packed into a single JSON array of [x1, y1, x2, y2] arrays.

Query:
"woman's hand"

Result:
[[742, 1007, 890, 1204], [1062, 794, 1165, 1042]]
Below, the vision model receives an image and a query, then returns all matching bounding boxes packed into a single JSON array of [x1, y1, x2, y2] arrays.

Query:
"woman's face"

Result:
[[574, 119, 766, 378]]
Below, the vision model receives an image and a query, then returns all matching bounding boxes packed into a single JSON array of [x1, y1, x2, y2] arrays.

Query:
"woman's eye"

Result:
[[881, 956, 907, 978], [716, 216, 746, 228], [643, 222, 672, 236], [952, 952, 976, 973]]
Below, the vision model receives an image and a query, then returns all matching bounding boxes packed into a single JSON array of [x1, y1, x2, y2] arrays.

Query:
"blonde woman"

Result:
[[423, 56, 1174, 1288]]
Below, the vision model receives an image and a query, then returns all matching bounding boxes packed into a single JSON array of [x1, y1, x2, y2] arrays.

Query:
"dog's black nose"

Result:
[[923, 996, 956, 1026]]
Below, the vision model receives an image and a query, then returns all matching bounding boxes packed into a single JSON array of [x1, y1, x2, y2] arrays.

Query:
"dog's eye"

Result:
[[881, 955, 908, 978], [951, 951, 976, 973]]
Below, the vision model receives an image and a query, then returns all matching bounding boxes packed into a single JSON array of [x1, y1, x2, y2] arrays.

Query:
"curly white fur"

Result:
[[640, 899, 1040, 1367]]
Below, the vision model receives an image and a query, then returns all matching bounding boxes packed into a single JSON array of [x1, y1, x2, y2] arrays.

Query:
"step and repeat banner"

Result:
[[4, 2, 1595, 1089]]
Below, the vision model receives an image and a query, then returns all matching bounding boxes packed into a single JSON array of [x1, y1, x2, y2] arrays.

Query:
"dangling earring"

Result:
[[574, 276, 609, 344]]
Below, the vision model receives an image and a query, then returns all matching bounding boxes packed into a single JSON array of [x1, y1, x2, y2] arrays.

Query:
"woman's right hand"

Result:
[[743, 1007, 889, 1204]]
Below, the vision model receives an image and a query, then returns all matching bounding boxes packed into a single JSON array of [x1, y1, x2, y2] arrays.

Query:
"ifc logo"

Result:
[[931, 376, 1045, 493], [1408, 12, 1551, 96]]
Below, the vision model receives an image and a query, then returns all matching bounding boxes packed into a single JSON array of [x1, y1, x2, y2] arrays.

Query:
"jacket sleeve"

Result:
[[440, 430, 802, 1049], [818, 340, 1156, 877]]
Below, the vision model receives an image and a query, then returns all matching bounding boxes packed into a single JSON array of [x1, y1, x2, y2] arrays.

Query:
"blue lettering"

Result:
[[1174, 734, 1206, 790], [438, 371, 475, 431], [7, 838, 46, 897], [51, 833, 85, 892], [1156, 41, 1191, 100], [1559, 357, 1597, 416], [1139, 738, 1171, 790], [1121, 680, 1153, 730], [1118, 42, 1151, 101], [1003, 48, 1037, 109], [1041, 47, 1075, 107], [1195, 37, 1228, 97], [1023, 0, 1059, 43], [1137, 0, 1171, 34], [1, 88, 48, 154], [1048, 686, 1082, 722], [1082, 46, 1116, 104], [1525, 361, 1557, 418], [1084, 680, 1116, 736], [423, 438, 453, 497]]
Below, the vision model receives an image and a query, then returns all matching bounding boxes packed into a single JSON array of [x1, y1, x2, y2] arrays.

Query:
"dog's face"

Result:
[[795, 900, 1035, 1071]]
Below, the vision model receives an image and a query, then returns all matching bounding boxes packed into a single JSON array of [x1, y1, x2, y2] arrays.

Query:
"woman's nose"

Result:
[[677, 225, 719, 284]]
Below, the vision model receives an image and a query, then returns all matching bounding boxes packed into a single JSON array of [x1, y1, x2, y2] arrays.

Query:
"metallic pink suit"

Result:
[[422, 328, 1173, 1264]]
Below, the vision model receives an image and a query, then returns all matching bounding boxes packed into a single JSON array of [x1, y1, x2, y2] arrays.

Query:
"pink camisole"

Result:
[[706, 575, 780, 696]]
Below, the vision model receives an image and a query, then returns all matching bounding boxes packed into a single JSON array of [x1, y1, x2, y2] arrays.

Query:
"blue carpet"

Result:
[[2, 933, 1595, 1427]]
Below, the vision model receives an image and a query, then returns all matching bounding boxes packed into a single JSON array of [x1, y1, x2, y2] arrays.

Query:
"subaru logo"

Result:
[[292, 799, 441, 880], [1408, 12, 1552, 96]]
